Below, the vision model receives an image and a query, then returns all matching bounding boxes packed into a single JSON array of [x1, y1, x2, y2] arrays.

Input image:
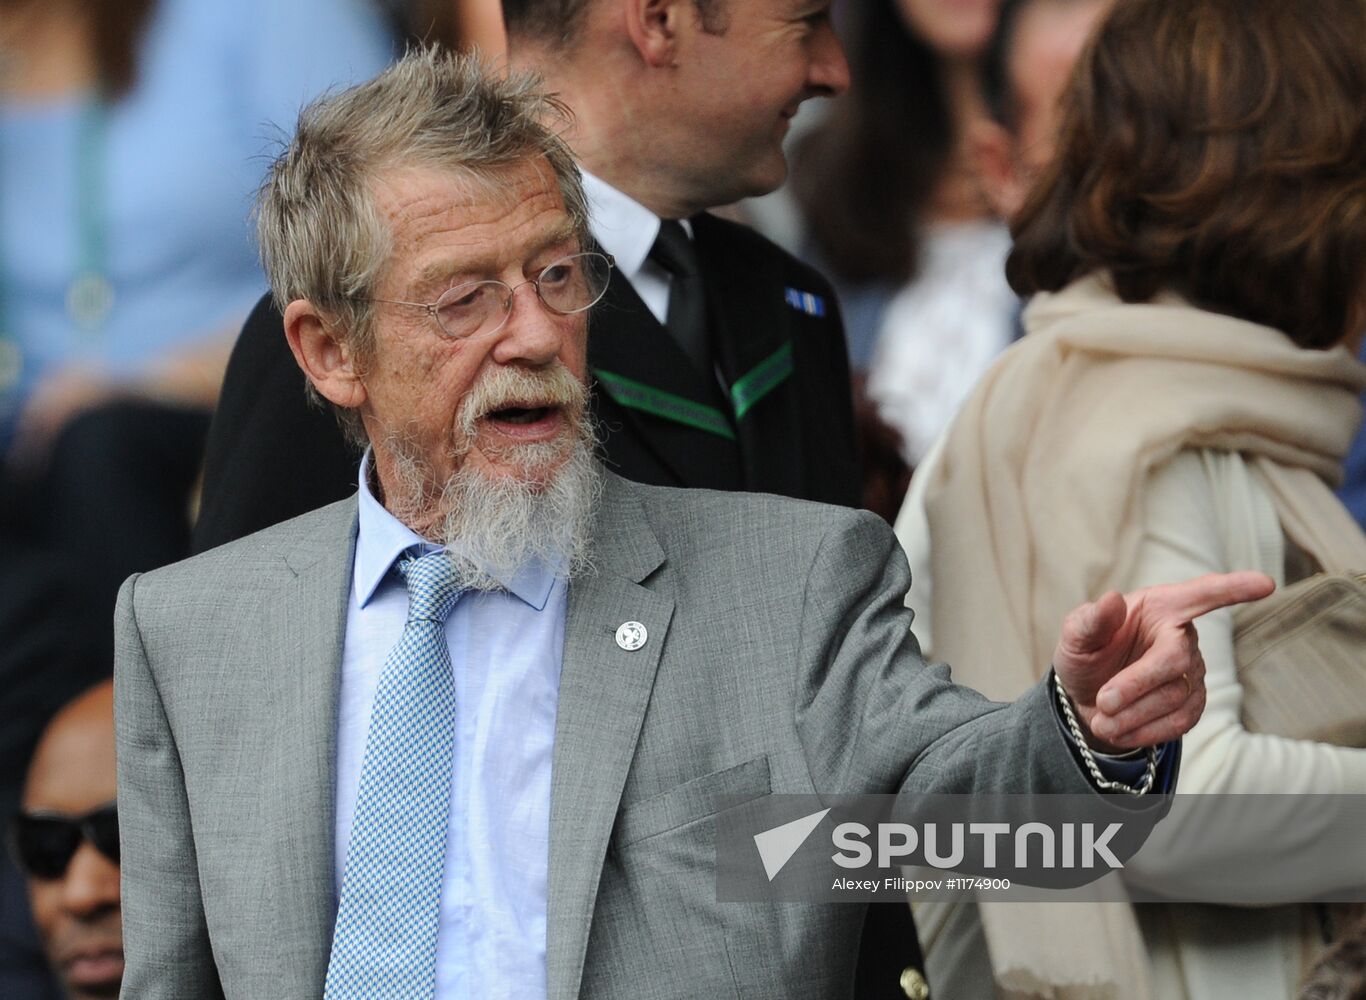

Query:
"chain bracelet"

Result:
[[1053, 674, 1157, 796]]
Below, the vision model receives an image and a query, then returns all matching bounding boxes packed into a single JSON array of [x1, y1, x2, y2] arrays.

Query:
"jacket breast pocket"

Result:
[[613, 755, 772, 849]]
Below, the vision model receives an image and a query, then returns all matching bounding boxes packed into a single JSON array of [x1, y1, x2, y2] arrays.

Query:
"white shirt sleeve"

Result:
[[1119, 449, 1366, 900]]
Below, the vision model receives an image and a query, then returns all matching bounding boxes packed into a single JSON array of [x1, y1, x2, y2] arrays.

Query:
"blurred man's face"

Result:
[[20, 686, 121, 1000], [1008, 0, 1110, 175], [668, 0, 849, 205], [897, 0, 1001, 57], [972, 0, 1110, 219]]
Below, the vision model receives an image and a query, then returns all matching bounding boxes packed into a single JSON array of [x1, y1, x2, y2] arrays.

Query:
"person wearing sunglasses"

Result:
[[8, 682, 121, 1000]]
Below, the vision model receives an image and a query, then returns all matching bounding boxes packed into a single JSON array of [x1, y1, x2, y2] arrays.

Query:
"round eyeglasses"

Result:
[[367, 251, 614, 340]]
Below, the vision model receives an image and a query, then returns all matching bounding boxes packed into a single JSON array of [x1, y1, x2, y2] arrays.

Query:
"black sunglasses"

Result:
[[6, 804, 119, 880]]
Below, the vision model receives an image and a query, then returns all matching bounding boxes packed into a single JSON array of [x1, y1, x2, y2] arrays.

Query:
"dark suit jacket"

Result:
[[193, 214, 860, 551]]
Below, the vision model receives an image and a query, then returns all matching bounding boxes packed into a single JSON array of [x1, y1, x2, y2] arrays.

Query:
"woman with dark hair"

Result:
[[899, 0, 1366, 995], [796, 0, 1000, 303], [787, 0, 1007, 523], [794, 0, 1013, 468]]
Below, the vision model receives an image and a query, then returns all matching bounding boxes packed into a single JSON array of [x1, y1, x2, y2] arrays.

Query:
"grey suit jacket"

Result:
[[115, 472, 1100, 1000]]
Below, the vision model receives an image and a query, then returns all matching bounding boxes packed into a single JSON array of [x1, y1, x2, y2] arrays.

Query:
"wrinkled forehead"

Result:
[[371, 154, 581, 231], [377, 160, 582, 261]]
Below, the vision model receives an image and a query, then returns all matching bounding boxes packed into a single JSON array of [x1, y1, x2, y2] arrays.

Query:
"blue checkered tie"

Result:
[[325, 549, 464, 999]]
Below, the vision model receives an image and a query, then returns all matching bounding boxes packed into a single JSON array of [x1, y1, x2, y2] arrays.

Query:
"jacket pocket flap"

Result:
[[615, 755, 772, 848]]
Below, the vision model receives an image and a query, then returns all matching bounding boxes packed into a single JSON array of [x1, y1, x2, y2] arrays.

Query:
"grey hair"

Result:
[[256, 46, 592, 446]]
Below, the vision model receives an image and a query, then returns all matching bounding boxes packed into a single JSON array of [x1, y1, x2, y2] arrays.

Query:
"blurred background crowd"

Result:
[[1, 0, 1363, 998]]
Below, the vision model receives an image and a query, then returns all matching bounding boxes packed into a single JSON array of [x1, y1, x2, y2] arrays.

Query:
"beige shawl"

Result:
[[922, 273, 1366, 999]]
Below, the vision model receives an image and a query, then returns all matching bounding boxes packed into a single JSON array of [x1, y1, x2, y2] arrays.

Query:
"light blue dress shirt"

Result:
[[335, 453, 566, 999]]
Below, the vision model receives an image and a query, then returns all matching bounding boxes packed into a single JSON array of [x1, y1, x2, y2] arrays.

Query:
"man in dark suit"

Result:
[[194, 0, 859, 552]]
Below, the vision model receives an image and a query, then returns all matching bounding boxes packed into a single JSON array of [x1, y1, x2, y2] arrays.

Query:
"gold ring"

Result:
[[1181, 673, 1192, 697]]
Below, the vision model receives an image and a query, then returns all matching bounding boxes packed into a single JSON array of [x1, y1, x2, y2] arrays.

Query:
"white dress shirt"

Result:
[[581, 169, 691, 326], [335, 452, 568, 999]]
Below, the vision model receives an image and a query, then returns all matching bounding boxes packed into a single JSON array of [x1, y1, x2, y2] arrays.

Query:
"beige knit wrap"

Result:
[[921, 273, 1366, 999]]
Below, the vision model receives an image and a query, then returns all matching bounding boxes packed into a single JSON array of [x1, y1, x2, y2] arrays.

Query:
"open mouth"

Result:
[[488, 404, 553, 425]]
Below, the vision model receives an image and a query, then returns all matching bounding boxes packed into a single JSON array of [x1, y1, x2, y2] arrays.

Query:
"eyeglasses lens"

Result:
[[431, 252, 612, 339], [537, 253, 611, 314], [9, 806, 119, 879]]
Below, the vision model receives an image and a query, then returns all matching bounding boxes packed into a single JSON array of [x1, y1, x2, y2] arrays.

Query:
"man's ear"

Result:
[[623, 0, 688, 67], [968, 118, 1027, 221], [282, 299, 367, 411]]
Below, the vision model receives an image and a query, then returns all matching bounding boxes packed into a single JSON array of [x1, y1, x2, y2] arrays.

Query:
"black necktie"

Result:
[[648, 219, 711, 377]]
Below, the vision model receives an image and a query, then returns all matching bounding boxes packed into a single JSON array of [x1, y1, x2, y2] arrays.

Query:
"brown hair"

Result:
[[1006, 0, 1366, 349], [92, 0, 158, 97]]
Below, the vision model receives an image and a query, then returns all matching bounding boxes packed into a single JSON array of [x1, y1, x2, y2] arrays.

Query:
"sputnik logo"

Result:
[[753, 809, 831, 881]]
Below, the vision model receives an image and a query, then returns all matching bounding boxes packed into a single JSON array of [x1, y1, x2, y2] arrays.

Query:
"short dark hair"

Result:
[[1007, 0, 1366, 349], [87, 0, 157, 96], [501, 0, 727, 48]]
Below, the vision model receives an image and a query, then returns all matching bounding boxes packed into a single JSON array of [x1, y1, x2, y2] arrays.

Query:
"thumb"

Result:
[[1062, 590, 1127, 656]]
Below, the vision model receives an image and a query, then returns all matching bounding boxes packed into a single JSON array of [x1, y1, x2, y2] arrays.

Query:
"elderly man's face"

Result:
[[21, 685, 121, 1000], [358, 160, 591, 518]]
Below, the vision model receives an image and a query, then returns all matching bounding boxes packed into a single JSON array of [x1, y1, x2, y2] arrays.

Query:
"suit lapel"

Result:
[[692, 214, 807, 498], [546, 475, 673, 1000], [588, 269, 741, 489], [259, 500, 357, 989]]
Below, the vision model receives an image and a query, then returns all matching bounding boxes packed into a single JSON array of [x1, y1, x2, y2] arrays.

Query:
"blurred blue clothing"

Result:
[[1337, 338, 1366, 529], [0, 0, 393, 448]]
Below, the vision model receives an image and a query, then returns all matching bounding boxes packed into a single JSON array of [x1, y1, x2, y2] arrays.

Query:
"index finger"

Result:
[[1142, 571, 1275, 624]]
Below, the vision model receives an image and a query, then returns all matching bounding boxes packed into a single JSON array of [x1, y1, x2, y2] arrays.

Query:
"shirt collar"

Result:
[[353, 450, 558, 612], [581, 169, 693, 286]]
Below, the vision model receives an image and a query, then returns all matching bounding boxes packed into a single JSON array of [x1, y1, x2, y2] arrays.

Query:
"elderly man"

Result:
[[190, 8, 889, 980], [9, 682, 121, 1000], [192, 0, 859, 553], [114, 52, 1272, 1000]]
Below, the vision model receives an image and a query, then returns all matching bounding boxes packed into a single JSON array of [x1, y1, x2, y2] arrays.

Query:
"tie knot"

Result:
[[648, 219, 700, 280], [398, 550, 465, 624]]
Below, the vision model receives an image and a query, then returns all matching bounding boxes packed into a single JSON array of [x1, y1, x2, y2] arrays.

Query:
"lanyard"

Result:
[[65, 95, 114, 328]]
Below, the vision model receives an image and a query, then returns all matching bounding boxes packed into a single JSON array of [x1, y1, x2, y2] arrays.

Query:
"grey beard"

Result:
[[381, 376, 603, 591], [432, 431, 601, 592]]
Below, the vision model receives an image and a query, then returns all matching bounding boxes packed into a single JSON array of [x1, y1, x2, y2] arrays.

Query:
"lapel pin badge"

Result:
[[784, 287, 826, 318], [615, 621, 648, 651]]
